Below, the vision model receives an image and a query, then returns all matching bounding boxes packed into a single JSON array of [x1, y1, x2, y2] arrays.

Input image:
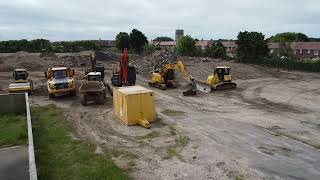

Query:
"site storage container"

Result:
[[113, 86, 155, 128]]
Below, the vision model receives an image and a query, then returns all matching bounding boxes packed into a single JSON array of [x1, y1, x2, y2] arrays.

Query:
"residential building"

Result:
[[268, 42, 320, 59]]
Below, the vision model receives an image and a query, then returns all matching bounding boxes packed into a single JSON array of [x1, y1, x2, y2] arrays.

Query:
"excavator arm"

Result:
[[176, 60, 194, 82]]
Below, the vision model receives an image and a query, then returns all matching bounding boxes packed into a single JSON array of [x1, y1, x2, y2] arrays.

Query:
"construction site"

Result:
[[0, 49, 319, 180]]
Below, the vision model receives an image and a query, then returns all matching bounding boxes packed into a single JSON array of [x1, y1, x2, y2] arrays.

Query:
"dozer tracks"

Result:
[[212, 82, 237, 91]]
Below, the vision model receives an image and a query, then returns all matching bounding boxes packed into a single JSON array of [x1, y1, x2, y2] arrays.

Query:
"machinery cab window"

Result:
[[88, 75, 101, 81], [15, 71, 27, 80], [53, 70, 67, 79]]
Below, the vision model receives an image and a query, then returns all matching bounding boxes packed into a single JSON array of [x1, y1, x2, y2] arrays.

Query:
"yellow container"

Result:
[[113, 86, 155, 128]]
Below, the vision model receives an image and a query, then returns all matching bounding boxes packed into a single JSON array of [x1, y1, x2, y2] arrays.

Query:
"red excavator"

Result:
[[111, 48, 136, 86]]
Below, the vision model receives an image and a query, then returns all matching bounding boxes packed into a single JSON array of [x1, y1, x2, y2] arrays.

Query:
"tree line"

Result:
[[0, 39, 100, 53]]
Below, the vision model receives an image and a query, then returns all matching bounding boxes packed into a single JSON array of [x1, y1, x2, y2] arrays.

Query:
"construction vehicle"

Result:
[[85, 51, 105, 80], [196, 66, 237, 93], [8, 69, 33, 94], [45, 67, 76, 98], [149, 59, 197, 96], [111, 48, 136, 87], [79, 72, 106, 106]]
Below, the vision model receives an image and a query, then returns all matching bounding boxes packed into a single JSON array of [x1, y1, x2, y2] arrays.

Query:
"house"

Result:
[[151, 41, 176, 50], [221, 40, 237, 54], [195, 40, 214, 49], [268, 42, 320, 59]]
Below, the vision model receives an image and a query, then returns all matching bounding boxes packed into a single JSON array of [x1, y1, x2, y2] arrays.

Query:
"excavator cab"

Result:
[[214, 67, 231, 82]]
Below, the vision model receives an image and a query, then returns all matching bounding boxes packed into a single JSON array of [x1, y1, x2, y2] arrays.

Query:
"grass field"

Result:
[[32, 105, 128, 180], [0, 113, 28, 148]]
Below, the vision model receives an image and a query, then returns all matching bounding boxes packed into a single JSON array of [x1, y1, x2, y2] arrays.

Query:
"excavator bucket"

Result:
[[195, 80, 212, 93]]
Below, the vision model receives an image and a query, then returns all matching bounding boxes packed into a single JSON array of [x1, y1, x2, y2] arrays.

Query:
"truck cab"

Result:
[[87, 72, 102, 82], [45, 67, 76, 98]]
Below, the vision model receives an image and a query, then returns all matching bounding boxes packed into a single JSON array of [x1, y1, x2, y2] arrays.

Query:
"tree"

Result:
[[129, 29, 148, 53], [153, 36, 174, 42], [236, 31, 269, 63], [273, 42, 293, 58], [268, 32, 308, 43], [175, 35, 196, 56], [115, 32, 130, 51], [205, 41, 226, 58]]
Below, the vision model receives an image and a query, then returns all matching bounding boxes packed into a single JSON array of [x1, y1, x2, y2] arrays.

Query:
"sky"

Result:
[[0, 0, 319, 41]]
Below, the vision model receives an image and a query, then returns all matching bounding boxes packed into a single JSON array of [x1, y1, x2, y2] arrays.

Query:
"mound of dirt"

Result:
[[0, 64, 14, 72], [131, 50, 177, 78], [95, 51, 121, 62], [19, 61, 44, 71], [39, 52, 57, 58]]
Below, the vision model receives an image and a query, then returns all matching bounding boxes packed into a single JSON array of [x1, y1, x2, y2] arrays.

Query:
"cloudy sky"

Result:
[[0, 0, 319, 41]]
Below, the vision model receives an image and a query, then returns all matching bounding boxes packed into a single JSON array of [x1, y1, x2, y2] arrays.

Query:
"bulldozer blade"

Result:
[[195, 80, 211, 93]]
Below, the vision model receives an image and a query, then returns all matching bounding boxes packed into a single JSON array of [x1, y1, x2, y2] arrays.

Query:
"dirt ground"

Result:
[[1, 52, 320, 180]]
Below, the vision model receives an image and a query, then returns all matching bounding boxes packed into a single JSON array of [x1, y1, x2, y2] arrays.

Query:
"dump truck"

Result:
[[45, 67, 76, 98], [8, 69, 33, 94], [79, 72, 106, 106]]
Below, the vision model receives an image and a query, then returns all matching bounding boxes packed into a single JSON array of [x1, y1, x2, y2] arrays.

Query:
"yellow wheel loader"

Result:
[[45, 67, 76, 98], [196, 66, 237, 93], [8, 69, 33, 94]]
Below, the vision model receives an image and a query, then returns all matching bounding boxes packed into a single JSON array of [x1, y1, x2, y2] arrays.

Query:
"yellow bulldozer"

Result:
[[45, 67, 76, 98], [149, 59, 197, 96], [196, 66, 237, 93], [8, 69, 33, 94]]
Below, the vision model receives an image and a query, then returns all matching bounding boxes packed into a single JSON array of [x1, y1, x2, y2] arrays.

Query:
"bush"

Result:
[[143, 44, 157, 54], [248, 56, 320, 72], [205, 41, 226, 58], [175, 35, 197, 56]]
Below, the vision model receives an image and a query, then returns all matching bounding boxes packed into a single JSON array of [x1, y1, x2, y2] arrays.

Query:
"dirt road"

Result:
[[1, 52, 320, 180]]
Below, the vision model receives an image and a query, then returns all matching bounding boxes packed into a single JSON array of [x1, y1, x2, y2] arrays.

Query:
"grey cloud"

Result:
[[0, 0, 319, 41]]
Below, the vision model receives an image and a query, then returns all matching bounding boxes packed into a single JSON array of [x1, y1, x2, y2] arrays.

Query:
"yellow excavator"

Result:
[[149, 59, 197, 96], [8, 69, 33, 94], [196, 66, 237, 92]]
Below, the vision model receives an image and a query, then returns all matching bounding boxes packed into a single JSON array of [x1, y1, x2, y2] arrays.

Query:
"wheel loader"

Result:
[[79, 72, 106, 106], [45, 67, 76, 98], [8, 69, 33, 94], [149, 59, 197, 96], [195, 66, 237, 93]]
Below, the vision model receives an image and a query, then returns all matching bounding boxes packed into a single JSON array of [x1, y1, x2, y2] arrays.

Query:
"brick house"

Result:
[[196, 40, 214, 49], [269, 42, 320, 59], [221, 40, 237, 54]]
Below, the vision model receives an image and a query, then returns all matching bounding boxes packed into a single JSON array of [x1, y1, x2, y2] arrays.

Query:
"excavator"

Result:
[[111, 48, 136, 87], [85, 51, 105, 80], [149, 59, 197, 96], [196, 66, 237, 93], [8, 69, 33, 94]]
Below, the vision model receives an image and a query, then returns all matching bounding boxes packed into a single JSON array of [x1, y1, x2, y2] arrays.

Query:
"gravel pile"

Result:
[[131, 50, 177, 78]]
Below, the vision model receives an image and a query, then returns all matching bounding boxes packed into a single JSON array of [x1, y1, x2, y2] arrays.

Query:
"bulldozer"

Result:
[[8, 69, 33, 94], [149, 59, 197, 96], [45, 67, 76, 98], [79, 72, 106, 106], [196, 66, 237, 93]]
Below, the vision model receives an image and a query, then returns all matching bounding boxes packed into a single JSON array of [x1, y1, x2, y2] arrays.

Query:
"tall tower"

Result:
[[175, 29, 184, 41]]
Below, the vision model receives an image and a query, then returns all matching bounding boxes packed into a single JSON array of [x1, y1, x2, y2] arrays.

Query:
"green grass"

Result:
[[163, 146, 177, 160], [32, 105, 128, 180], [138, 131, 160, 140], [0, 113, 27, 148], [175, 135, 190, 146]]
